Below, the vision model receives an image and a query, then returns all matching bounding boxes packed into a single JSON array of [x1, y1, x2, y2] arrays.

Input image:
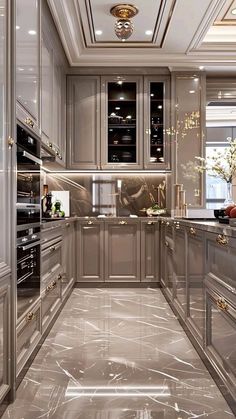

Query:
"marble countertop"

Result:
[[41, 215, 236, 237]]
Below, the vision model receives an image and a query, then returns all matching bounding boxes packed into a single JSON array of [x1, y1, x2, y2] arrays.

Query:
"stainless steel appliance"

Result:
[[17, 124, 42, 225], [17, 224, 40, 318]]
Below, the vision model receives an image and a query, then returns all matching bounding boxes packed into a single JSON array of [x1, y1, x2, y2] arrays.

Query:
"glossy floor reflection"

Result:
[[2, 288, 234, 419]]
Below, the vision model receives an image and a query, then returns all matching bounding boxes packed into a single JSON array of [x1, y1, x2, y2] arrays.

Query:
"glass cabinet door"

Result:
[[144, 76, 170, 169], [16, 0, 40, 131], [101, 76, 143, 169]]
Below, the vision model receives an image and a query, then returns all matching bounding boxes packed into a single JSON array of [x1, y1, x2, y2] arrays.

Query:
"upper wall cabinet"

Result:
[[67, 74, 170, 170], [16, 0, 40, 135], [101, 76, 143, 170], [67, 76, 101, 170], [41, 0, 67, 166], [144, 76, 170, 170]]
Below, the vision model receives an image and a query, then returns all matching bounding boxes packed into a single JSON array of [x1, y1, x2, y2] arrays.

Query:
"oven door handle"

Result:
[[18, 241, 40, 251], [22, 150, 42, 166]]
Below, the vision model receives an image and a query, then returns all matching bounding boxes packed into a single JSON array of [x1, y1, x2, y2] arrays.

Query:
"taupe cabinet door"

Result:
[[186, 227, 205, 341], [173, 223, 186, 316], [67, 76, 100, 169], [41, 30, 53, 146], [77, 220, 104, 282], [105, 220, 140, 282], [141, 220, 159, 282], [16, 0, 40, 134], [62, 222, 75, 292]]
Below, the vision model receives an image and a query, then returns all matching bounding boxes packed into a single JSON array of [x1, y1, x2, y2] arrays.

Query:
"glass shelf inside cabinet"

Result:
[[108, 82, 137, 164], [149, 82, 164, 164]]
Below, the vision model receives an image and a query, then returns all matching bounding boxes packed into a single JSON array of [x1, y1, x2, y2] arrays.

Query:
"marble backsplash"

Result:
[[45, 173, 170, 217]]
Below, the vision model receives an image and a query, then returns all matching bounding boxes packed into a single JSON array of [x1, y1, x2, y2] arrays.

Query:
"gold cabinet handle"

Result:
[[119, 220, 128, 225], [8, 136, 14, 148], [147, 221, 155, 225], [46, 280, 57, 292], [161, 220, 165, 225], [25, 311, 35, 322], [190, 227, 196, 236], [217, 298, 229, 312], [49, 246, 56, 252], [87, 220, 94, 225], [57, 274, 62, 280], [25, 117, 34, 128], [216, 234, 228, 246], [165, 221, 170, 226]]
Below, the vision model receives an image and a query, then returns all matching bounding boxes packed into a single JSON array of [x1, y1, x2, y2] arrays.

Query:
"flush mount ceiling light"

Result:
[[110, 4, 139, 41], [231, 8, 236, 15]]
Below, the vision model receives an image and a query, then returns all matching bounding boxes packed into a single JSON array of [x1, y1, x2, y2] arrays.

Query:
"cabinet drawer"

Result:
[[206, 232, 236, 291], [41, 225, 62, 246], [206, 285, 236, 395], [17, 301, 41, 374], [41, 277, 61, 333], [41, 238, 62, 285]]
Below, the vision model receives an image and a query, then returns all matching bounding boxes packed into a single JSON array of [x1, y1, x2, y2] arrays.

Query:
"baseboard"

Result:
[[74, 282, 161, 288]]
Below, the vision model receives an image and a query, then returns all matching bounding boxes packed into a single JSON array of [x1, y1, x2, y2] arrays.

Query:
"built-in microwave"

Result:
[[16, 124, 42, 225]]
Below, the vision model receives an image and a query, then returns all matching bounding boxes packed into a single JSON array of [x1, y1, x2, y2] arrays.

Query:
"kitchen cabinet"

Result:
[[186, 226, 205, 342], [160, 221, 174, 299], [67, 74, 170, 170], [77, 219, 104, 282], [16, 300, 41, 376], [173, 222, 186, 318], [41, 0, 67, 165], [41, 276, 61, 334], [140, 219, 159, 282], [104, 219, 140, 282], [67, 76, 101, 169], [61, 221, 76, 298], [143, 76, 170, 169], [205, 278, 236, 400], [101, 75, 143, 170], [0, 278, 10, 402], [16, 0, 40, 135]]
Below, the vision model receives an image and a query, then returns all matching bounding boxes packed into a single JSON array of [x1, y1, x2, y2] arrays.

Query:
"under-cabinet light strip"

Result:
[[43, 169, 171, 175]]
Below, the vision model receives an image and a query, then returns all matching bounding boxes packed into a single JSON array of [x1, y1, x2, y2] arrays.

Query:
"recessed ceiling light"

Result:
[[95, 30, 103, 35], [231, 8, 236, 15], [16, 25, 20, 30], [189, 90, 195, 94], [115, 107, 120, 110], [199, 66, 204, 70], [28, 30, 37, 35], [145, 30, 153, 35]]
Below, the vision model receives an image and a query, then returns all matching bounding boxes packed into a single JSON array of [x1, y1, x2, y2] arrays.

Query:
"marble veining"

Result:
[[2, 288, 234, 419]]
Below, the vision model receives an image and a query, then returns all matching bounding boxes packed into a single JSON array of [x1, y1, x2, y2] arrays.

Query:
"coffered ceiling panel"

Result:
[[48, 0, 236, 69]]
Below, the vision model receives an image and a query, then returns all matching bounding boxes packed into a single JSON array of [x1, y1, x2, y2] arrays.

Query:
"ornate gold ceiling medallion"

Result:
[[110, 4, 139, 19]]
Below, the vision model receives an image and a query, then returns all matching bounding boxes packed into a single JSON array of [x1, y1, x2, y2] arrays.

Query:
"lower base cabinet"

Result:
[[206, 280, 236, 398], [16, 300, 41, 375], [105, 220, 140, 282], [41, 276, 61, 333], [141, 220, 159, 282]]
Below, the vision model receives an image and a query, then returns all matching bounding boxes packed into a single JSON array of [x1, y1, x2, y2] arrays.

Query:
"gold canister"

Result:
[[174, 184, 183, 209]]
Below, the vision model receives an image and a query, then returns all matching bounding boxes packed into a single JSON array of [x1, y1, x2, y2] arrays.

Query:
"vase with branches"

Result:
[[195, 137, 236, 207]]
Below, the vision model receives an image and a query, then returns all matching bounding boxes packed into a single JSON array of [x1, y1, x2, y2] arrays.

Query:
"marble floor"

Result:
[[2, 288, 234, 419]]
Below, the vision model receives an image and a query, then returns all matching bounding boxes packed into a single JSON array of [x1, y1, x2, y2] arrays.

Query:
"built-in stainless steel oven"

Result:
[[17, 123, 42, 225], [17, 224, 41, 319]]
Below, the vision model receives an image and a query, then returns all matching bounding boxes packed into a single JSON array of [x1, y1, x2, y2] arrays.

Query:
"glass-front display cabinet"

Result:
[[101, 76, 143, 169], [144, 76, 170, 169]]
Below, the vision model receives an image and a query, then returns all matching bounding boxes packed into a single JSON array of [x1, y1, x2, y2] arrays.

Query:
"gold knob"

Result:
[[216, 234, 228, 246], [25, 118, 34, 128], [49, 246, 56, 252], [190, 227, 196, 236], [25, 311, 35, 322], [161, 220, 165, 225], [87, 220, 94, 225], [119, 220, 128, 225], [57, 274, 62, 280], [165, 221, 170, 226], [217, 298, 229, 312], [147, 221, 154, 225], [8, 136, 14, 148]]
